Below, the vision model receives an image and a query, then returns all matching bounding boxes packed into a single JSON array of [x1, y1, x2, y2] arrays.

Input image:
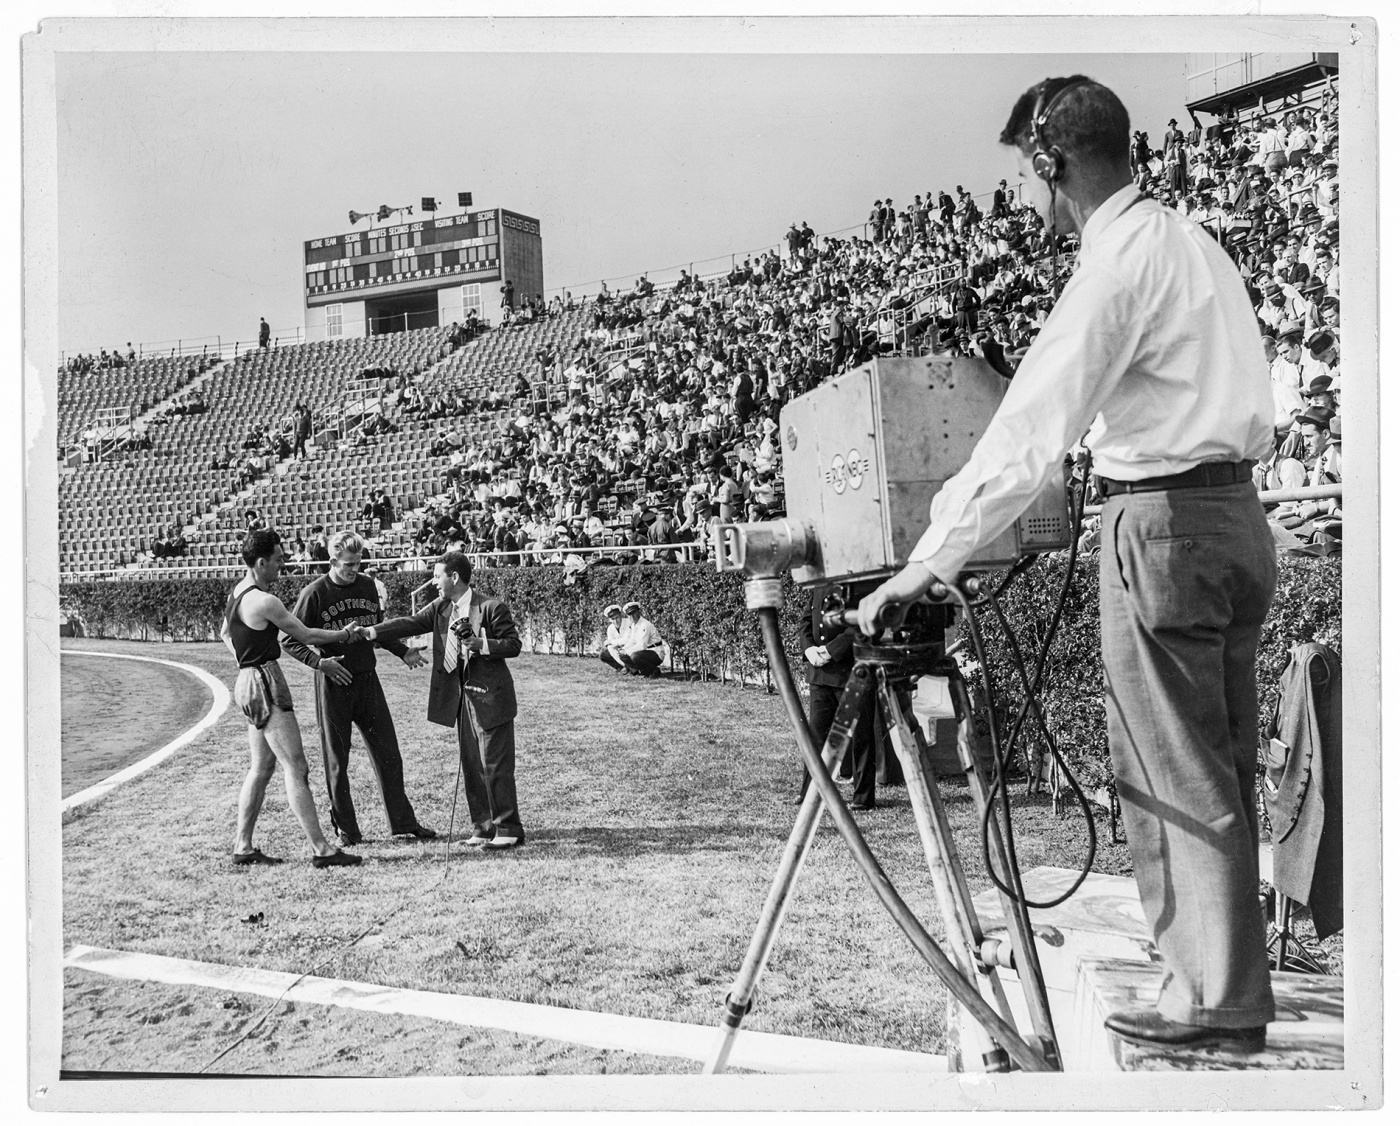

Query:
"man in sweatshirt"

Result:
[[283, 529, 437, 847]]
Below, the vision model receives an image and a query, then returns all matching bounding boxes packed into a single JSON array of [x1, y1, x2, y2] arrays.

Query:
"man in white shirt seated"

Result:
[[599, 604, 631, 671], [1269, 323, 1305, 390], [599, 601, 666, 678]]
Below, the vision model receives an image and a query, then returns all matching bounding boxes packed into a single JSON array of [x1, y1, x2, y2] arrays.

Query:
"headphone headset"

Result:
[[1030, 78, 1094, 183]]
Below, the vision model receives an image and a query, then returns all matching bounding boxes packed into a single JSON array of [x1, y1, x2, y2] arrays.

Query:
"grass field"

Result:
[[60, 637, 1130, 1077]]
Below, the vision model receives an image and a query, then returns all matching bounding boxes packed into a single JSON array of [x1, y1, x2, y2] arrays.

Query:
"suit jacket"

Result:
[[375, 592, 521, 730], [1263, 642, 1343, 938], [799, 585, 859, 689]]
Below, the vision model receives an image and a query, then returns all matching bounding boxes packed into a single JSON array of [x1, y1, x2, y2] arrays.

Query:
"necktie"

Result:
[[444, 604, 461, 673]]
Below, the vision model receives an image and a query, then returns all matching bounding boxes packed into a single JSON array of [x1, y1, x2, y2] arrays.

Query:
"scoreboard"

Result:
[[303, 209, 541, 303]]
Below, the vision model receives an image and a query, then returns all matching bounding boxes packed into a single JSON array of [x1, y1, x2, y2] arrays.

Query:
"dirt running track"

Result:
[[61, 653, 213, 799]]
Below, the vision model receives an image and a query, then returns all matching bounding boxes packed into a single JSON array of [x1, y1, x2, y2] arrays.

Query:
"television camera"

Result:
[[704, 355, 1085, 1076]]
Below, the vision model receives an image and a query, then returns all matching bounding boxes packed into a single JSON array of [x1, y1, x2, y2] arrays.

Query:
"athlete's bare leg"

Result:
[[233, 726, 277, 854], [237, 709, 338, 857]]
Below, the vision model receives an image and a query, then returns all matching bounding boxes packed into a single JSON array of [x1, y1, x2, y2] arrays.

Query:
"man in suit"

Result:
[[366, 551, 526, 849], [795, 584, 876, 810]]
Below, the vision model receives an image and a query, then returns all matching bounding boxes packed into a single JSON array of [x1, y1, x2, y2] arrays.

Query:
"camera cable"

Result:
[[956, 455, 1098, 910]]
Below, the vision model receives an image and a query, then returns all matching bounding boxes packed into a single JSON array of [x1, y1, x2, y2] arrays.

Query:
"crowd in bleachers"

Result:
[[1130, 91, 1343, 550], [61, 345, 138, 374], [57, 77, 1343, 576]]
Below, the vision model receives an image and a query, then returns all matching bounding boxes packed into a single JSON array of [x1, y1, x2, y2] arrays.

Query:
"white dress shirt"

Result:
[[605, 619, 632, 650], [623, 616, 665, 656], [909, 183, 1275, 583]]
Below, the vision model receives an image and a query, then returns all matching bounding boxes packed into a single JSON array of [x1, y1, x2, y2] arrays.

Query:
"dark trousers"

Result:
[[458, 696, 523, 840], [1100, 482, 1276, 1028], [314, 669, 418, 840], [799, 679, 877, 807]]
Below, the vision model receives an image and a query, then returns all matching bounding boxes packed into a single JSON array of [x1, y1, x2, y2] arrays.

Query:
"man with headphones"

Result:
[[859, 77, 1278, 1054]]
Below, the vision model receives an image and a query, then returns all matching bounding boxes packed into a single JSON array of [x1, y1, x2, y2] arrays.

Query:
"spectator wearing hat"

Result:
[[613, 602, 665, 678], [1161, 117, 1182, 152], [991, 180, 1009, 219], [599, 604, 631, 670], [1302, 331, 1339, 390], [646, 505, 677, 563], [1304, 374, 1337, 417]]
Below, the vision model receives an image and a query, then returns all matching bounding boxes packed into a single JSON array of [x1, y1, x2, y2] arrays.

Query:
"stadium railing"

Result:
[[58, 541, 712, 582], [60, 325, 308, 371]]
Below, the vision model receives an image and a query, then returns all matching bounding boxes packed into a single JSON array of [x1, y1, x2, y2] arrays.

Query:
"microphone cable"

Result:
[[197, 753, 471, 1074]]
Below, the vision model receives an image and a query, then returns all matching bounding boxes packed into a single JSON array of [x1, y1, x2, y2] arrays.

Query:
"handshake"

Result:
[[341, 622, 370, 642]]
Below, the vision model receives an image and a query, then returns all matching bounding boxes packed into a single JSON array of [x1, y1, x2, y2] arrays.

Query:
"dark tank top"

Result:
[[225, 583, 281, 668]]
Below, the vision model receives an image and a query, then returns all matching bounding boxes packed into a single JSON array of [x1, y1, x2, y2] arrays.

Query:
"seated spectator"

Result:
[[361, 489, 395, 532], [1268, 415, 1342, 554], [599, 603, 632, 671], [613, 601, 666, 678]]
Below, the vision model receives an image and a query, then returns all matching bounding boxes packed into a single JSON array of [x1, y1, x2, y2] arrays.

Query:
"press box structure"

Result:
[[301, 207, 543, 342]]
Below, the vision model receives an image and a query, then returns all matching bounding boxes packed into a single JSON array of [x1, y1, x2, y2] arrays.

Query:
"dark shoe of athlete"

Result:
[[312, 849, 363, 869], [232, 848, 283, 867]]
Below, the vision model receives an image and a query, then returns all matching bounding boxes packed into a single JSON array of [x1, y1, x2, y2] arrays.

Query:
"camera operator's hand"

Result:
[[804, 645, 831, 667], [858, 561, 941, 637]]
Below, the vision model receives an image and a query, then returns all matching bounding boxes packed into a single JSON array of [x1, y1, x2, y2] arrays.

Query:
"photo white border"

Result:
[[20, 7, 1382, 1114]]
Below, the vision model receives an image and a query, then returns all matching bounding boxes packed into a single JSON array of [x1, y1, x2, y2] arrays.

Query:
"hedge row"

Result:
[[58, 564, 811, 685], [59, 554, 1341, 788], [969, 552, 1342, 790]]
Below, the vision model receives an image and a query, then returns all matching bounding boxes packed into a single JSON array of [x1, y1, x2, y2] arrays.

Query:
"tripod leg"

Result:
[[703, 668, 875, 1075], [876, 673, 1016, 1072], [1276, 896, 1292, 972], [947, 673, 1062, 1068]]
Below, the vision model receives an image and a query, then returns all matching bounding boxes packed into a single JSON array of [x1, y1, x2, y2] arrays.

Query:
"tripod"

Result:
[[703, 585, 1060, 1074]]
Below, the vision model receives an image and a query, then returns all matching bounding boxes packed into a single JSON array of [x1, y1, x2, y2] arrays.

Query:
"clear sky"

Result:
[[56, 50, 1194, 355]]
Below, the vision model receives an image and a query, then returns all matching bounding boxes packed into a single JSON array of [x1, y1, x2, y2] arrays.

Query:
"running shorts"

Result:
[[235, 660, 293, 730]]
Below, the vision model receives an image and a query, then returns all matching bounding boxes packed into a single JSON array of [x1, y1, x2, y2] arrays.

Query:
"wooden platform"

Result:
[[963, 867, 1343, 1071], [1077, 958, 1343, 1070]]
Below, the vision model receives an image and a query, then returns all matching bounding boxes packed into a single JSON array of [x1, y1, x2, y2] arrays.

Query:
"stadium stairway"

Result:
[[59, 328, 451, 574], [160, 312, 588, 568]]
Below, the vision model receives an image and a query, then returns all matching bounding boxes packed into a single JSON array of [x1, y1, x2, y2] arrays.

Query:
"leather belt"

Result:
[[1096, 459, 1256, 497]]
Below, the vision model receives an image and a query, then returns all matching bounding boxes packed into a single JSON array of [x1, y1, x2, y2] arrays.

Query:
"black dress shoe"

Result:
[[1104, 1008, 1266, 1053], [392, 824, 438, 841], [337, 830, 363, 848], [850, 801, 877, 811]]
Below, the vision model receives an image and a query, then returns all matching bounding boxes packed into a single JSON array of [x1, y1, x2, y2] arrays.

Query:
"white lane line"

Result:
[[64, 945, 945, 1074], [61, 651, 231, 813]]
